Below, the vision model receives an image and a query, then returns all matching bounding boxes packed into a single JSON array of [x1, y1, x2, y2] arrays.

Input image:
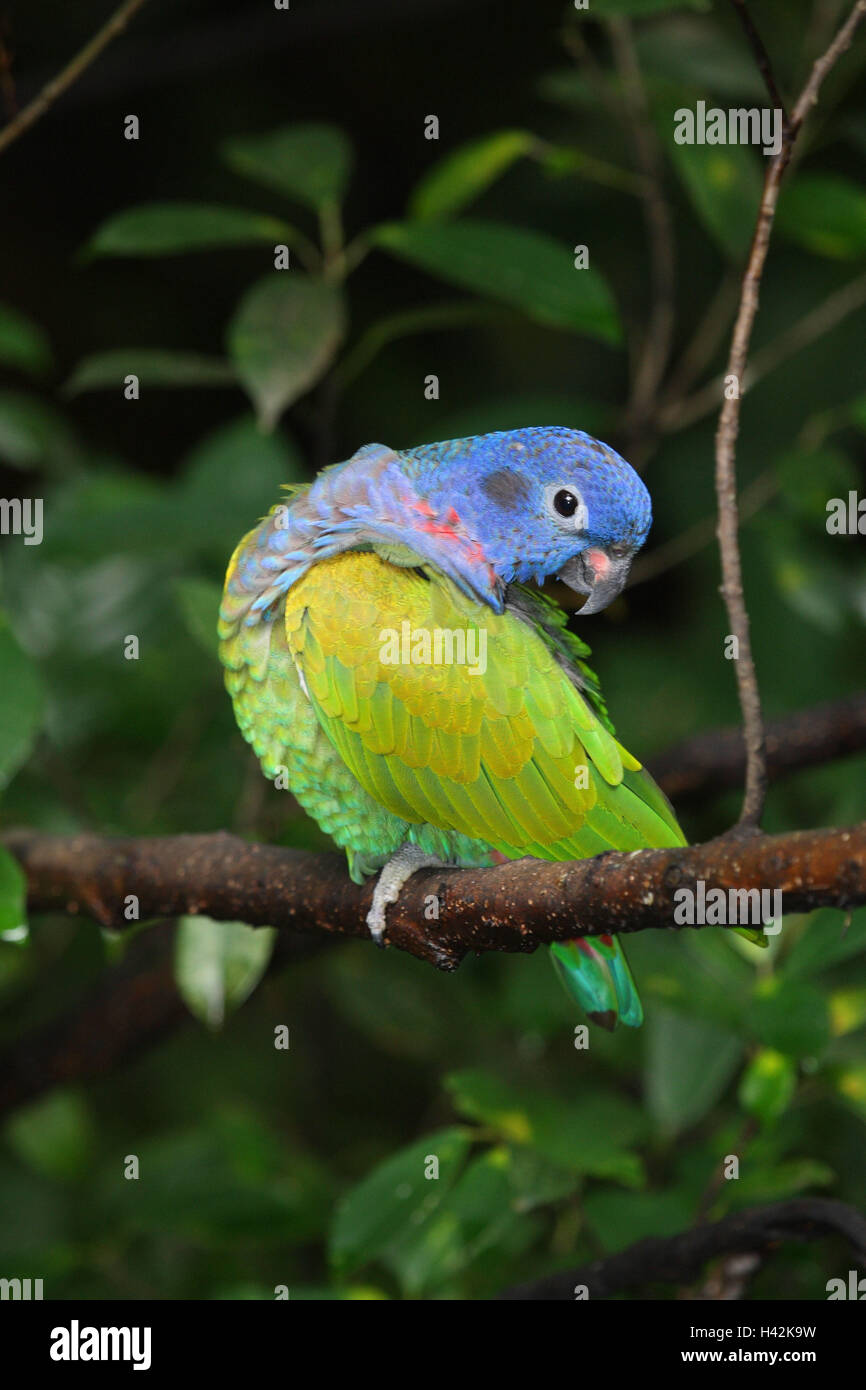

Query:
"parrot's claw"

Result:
[[366, 845, 447, 947]]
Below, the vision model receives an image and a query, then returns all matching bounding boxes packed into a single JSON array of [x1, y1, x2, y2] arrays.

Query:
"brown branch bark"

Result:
[[501, 1197, 866, 1299], [4, 822, 865, 973], [0, 0, 150, 158], [648, 691, 866, 803], [714, 0, 866, 829]]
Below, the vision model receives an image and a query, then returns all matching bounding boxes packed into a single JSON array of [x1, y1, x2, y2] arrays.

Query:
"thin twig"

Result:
[[714, 0, 866, 827], [0, 0, 150, 158], [728, 0, 790, 122]]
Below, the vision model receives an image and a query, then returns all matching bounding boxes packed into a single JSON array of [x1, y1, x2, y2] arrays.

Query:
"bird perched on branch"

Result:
[[219, 427, 686, 1029]]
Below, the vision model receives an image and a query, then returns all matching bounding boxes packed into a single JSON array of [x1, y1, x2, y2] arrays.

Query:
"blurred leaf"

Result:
[[775, 448, 860, 524], [721, 1157, 834, 1211], [760, 512, 851, 635], [0, 390, 80, 471], [0, 847, 26, 938], [829, 986, 866, 1037], [222, 125, 353, 210], [739, 1048, 797, 1125], [386, 1146, 536, 1295], [5, 1092, 93, 1181], [0, 616, 45, 790], [668, 140, 762, 260], [372, 220, 621, 343], [446, 1069, 645, 1184], [446, 1069, 534, 1143], [777, 175, 866, 259], [409, 130, 535, 220], [174, 578, 221, 656], [0, 303, 52, 376], [175, 917, 276, 1029], [639, 19, 763, 96], [85, 202, 292, 257], [646, 1008, 744, 1134], [751, 977, 830, 1058], [330, 1126, 471, 1277], [583, 1186, 694, 1255], [179, 413, 305, 558], [65, 350, 235, 395], [782, 907, 866, 979], [228, 276, 346, 429]]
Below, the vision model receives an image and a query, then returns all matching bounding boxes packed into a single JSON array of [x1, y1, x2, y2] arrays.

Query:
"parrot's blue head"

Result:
[[399, 427, 652, 614]]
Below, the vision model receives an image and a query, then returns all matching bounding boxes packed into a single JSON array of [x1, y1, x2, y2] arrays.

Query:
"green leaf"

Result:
[[646, 1008, 744, 1135], [722, 1157, 834, 1210], [445, 1069, 534, 1143], [0, 303, 52, 377], [777, 175, 866, 259], [221, 125, 353, 210], [638, 20, 764, 96], [0, 847, 27, 939], [173, 578, 222, 656], [174, 917, 276, 1030], [738, 1048, 797, 1126], [0, 616, 45, 790], [409, 130, 535, 221], [329, 1126, 471, 1277], [227, 276, 346, 429], [179, 414, 305, 559], [446, 1069, 645, 1184], [668, 140, 762, 260], [85, 202, 293, 258], [0, 390, 80, 472], [582, 1187, 695, 1255], [372, 220, 621, 343], [782, 907, 866, 979], [65, 350, 235, 396], [5, 1091, 94, 1181], [775, 448, 860, 524], [751, 978, 831, 1058]]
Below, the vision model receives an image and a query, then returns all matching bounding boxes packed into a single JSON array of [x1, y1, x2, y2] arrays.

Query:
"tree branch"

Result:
[[714, 0, 866, 828], [3, 822, 865, 972], [501, 1197, 866, 1299], [0, 0, 150, 158], [648, 691, 866, 803]]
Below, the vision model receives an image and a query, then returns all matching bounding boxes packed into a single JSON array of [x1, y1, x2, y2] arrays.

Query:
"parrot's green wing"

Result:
[[284, 549, 685, 861], [218, 526, 402, 861]]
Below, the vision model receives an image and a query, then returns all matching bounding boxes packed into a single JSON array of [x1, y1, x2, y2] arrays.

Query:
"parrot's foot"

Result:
[[366, 845, 447, 947]]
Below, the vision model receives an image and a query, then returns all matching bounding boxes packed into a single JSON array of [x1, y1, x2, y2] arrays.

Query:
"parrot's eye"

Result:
[[608, 542, 631, 559], [553, 489, 578, 517]]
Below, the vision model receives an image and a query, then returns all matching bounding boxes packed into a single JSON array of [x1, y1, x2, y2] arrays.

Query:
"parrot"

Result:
[[218, 426, 687, 1030]]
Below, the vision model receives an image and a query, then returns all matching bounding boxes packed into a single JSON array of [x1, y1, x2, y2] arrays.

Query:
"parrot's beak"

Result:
[[559, 547, 632, 615]]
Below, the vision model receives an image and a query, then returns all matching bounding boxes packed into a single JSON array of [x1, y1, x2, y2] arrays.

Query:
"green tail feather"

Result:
[[549, 934, 643, 1030]]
